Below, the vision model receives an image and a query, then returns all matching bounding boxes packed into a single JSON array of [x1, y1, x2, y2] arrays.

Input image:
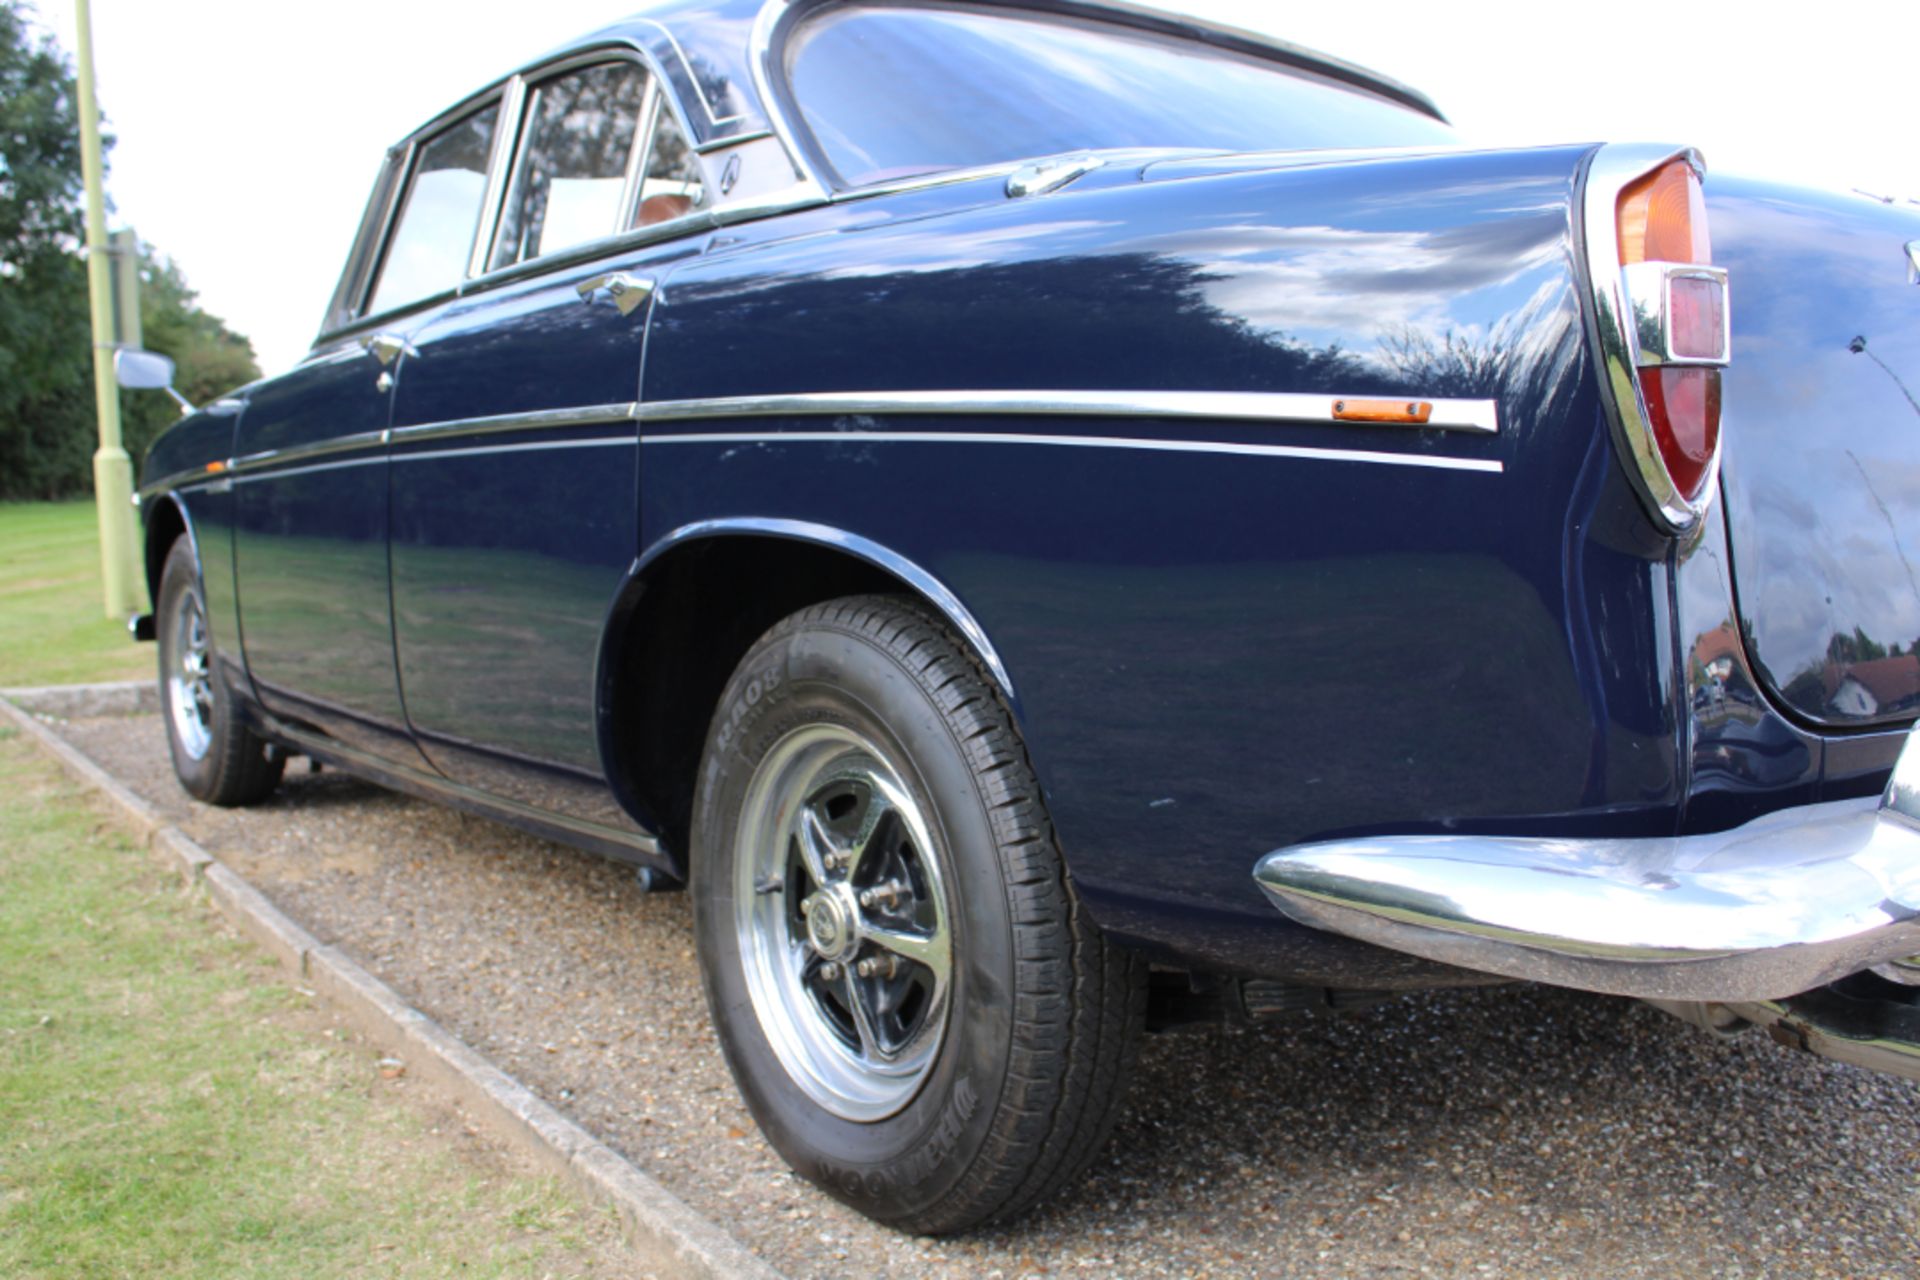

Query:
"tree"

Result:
[[121, 248, 260, 463], [0, 0, 94, 499], [0, 1, 258, 499]]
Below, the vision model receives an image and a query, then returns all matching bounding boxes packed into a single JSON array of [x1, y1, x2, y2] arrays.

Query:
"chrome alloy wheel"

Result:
[[733, 725, 953, 1122], [167, 585, 214, 761]]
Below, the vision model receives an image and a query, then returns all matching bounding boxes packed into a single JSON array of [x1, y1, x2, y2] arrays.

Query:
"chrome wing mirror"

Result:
[[114, 348, 195, 416]]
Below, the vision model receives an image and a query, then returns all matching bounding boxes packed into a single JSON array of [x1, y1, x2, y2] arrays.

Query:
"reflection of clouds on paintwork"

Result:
[[1738, 464, 1920, 690], [691, 219, 1119, 299], [1140, 215, 1563, 362], [810, 219, 1117, 280], [1713, 176, 1920, 719]]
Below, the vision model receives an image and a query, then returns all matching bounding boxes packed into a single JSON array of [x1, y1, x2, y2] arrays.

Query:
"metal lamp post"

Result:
[[73, 0, 145, 620]]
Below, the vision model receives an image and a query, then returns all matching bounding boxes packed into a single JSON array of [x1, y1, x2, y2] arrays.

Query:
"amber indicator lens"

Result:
[[1331, 399, 1433, 424], [1668, 275, 1726, 361], [1617, 160, 1711, 266]]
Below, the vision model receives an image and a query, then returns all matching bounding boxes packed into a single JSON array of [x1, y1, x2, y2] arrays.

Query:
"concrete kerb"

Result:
[[1, 683, 783, 1280]]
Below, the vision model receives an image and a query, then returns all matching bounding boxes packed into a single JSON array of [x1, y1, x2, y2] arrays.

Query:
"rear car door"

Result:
[[387, 56, 709, 827], [232, 97, 506, 764]]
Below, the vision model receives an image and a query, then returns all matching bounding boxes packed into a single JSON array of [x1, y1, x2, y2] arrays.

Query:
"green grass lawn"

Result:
[[0, 500, 152, 688], [0, 729, 628, 1278]]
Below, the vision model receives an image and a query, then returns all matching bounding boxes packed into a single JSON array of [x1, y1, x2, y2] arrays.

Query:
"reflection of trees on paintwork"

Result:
[[1373, 324, 1507, 399], [1775, 625, 1920, 720], [662, 253, 1383, 397]]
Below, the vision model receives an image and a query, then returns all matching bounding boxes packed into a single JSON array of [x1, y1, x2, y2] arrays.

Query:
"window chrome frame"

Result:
[[480, 51, 666, 277], [469, 75, 529, 279], [617, 83, 667, 233], [322, 41, 718, 346], [355, 92, 509, 326]]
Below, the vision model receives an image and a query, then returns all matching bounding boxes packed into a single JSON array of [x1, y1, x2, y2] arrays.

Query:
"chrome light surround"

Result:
[[1577, 143, 1728, 534], [1620, 260, 1730, 367]]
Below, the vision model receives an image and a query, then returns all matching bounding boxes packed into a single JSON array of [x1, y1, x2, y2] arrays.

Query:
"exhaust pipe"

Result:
[[1651, 971, 1920, 1084]]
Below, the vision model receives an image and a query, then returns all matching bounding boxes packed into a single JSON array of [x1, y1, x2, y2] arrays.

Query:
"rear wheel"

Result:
[[156, 537, 284, 806], [692, 595, 1145, 1233]]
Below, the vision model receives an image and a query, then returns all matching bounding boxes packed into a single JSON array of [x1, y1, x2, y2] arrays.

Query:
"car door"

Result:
[[232, 97, 506, 764], [387, 57, 709, 827]]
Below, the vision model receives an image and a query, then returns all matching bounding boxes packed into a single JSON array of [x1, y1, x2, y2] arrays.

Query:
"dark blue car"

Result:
[[130, 0, 1920, 1232]]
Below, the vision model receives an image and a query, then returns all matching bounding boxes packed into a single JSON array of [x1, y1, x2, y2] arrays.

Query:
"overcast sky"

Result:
[[29, 0, 1919, 376]]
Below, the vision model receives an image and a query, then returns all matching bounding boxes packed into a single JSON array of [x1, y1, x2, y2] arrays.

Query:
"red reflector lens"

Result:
[[1668, 275, 1726, 360], [1638, 366, 1720, 501]]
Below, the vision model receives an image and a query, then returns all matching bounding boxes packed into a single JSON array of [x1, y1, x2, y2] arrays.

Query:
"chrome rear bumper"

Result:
[[1253, 732, 1920, 1002]]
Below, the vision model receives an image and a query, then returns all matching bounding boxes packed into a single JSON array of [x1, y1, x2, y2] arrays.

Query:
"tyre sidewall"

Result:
[[157, 538, 223, 798], [693, 618, 1016, 1226]]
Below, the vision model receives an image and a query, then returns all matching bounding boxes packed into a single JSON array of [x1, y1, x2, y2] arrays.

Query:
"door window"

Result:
[[367, 103, 501, 316], [491, 61, 652, 270]]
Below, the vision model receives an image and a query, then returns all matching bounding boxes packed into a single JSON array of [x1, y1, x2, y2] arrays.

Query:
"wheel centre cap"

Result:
[[806, 891, 857, 961]]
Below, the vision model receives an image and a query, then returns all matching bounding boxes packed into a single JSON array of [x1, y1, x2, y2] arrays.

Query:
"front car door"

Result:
[[232, 96, 508, 763], [387, 55, 710, 828]]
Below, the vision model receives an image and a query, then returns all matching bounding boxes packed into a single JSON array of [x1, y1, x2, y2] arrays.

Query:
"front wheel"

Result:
[[692, 596, 1145, 1233], [156, 537, 284, 806]]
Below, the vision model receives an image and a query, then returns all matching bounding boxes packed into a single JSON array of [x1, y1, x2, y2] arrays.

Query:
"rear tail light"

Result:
[[1581, 148, 1731, 532]]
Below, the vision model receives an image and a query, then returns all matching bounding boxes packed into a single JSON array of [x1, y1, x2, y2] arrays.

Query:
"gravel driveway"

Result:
[[51, 711, 1920, 1279]]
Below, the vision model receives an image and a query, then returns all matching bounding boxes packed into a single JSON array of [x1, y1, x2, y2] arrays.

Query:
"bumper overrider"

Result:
[[1254, 728, 1920, 1005]]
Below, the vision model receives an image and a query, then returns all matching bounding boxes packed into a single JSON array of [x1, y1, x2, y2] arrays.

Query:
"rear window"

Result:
[[785, 3, 1456, 188]]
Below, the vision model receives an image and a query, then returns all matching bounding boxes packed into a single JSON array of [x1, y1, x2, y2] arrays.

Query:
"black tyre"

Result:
[[692, 595, 1146, 1234], [156, 537, 284, 806]]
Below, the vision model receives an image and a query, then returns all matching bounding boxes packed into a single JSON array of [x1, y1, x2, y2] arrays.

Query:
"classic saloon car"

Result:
[[130, 0, 1920, 1234]]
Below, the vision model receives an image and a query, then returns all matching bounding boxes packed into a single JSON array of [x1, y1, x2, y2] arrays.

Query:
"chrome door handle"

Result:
[[363, 332, 416, 366], [577, 272, 654, 316]]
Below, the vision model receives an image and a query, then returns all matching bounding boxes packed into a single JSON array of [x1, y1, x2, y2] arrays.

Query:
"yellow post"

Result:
[[74, 0, 143, 620]]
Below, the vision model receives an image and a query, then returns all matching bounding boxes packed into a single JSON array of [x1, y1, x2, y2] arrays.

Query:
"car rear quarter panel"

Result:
[[639, 147, 1688, 974]]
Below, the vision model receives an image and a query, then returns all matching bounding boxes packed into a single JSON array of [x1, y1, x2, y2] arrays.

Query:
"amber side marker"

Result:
[[1332, 399, 1433, 425], [204, 460, 227, 474]]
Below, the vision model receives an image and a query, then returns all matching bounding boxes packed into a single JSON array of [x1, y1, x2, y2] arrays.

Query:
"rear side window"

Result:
[[491, 61, 652, 270], [786, 3, 1456, 187], [367, 104, 501, 315]]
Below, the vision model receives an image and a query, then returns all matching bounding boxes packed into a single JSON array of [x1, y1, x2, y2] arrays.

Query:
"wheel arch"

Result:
[[595, 518, 1019, 872], [142, 491, 198, 605]]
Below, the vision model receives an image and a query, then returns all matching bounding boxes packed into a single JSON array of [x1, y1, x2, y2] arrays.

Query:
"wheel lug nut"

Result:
[[855, 958, 878, 978], [819, 961, 841, 981], [859, 880, 909, 910]]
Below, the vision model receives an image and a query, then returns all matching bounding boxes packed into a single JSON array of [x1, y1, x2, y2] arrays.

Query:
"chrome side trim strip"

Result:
[[228, 427, 388, 476], [139, 466, 225, 499], [646, 430, 1501, 475], [393, 437, 635, 466], [387, 402, 639, 448], [1255, 728, 1920, 1002], [228, 456, 383, 487], [637, 390, 1499, 434], [145, 390, 1502, 493]]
